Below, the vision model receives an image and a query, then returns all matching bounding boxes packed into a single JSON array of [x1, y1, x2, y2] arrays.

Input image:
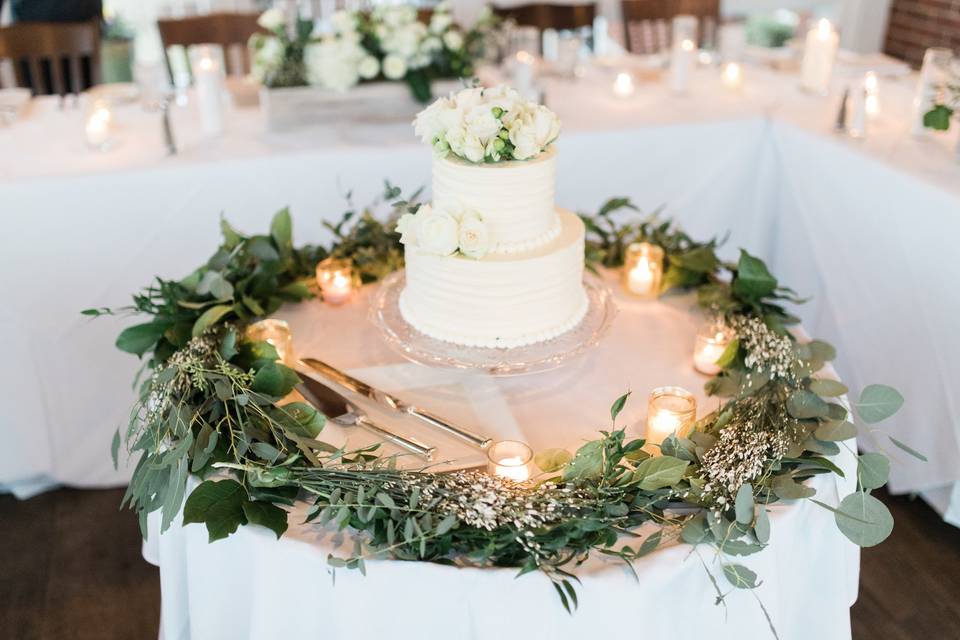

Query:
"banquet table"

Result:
[[142, 284, 860, 640], [1, 60, 958, 527]]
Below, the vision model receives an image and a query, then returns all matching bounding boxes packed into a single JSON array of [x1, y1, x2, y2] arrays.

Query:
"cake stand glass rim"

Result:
[[368, 270, 618, 377]]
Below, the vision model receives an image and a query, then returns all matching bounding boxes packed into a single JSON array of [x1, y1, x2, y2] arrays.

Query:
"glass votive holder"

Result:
[[487, 440, 533, 482], [646, 386, 697, 452], [84, 98, 117, 151], [623, 242, 664, 299], [316, 257, 354, 305], [613, 71, 635, 97], [693, 320, 735, 375], [245, 319, 295, 366], [721, 61, 743, 91]]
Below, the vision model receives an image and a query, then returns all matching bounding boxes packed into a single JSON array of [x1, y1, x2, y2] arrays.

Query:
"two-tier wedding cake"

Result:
[[396, 86, 587, 348]]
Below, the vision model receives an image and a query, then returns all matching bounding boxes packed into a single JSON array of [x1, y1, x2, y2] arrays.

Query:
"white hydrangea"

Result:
[[358, 56, 380, 80], [442, 30, 464, 51], [382, 54, 408, 80], [305, 37, 364, 92], [257, 7, 285, 32]]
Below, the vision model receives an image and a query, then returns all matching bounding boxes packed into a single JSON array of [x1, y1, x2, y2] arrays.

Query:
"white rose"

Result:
[[358, 56, 380, 79], [382, 54, 407, 80], [430, 12, 453, 33], [422, 36, 443, 53], [461, 134, 485, 162], [464, 104, 501, 143], [458, 212, 490, 259], [413, 97, 451, 143], [444, 123, 467, 156], [509, 119, 539, 160], [443, 29, 464, 51], [416, 206, 460, 256], [485, 84, 521, 115], [257, 7, 285, 31], [453, 86, 483, 111], [396, 212, 418, 245], [532, 105, 560, 147]]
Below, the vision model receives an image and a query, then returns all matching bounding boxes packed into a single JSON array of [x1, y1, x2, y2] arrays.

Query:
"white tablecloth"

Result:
[[1, 63, 957, 525], [142, 287, 860, 640]]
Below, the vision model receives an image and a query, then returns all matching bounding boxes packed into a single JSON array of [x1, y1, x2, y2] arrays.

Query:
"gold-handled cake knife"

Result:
[[299, 357, 493, 450]]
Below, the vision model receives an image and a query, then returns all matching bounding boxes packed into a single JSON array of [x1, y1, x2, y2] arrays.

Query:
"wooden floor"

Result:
[[0, 488, 957, 639]]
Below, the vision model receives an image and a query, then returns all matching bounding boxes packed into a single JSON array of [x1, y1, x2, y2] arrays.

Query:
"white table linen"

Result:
[[142, 287, 860, 640], [1, 63, 957, 525]]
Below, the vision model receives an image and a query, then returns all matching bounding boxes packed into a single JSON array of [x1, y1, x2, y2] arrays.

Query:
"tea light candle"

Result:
[[864, 71, 880, 117], [646, 386, 697, 452], [487, 440, 533, 482], [693, 321, 734, 375], [800, 19, 838, 95], [613, 72, 635, 97], [245, 319, 295, 365], [192, 46, 225, 136], [316, 258, 354, 305], [721, 62, 743, 91], [84, 99, 115, 150], [623, 242, 664, 299], [669, 38, 696, 94]]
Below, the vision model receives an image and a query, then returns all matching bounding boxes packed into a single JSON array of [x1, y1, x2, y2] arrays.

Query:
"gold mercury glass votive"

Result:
[[623, 242, 664, 299], [693, 320, 735, 375], [245, 319, 295, 366], [645, 386, 697, 453], [316, 258, 354, 306], [487, 440, 533, 482]]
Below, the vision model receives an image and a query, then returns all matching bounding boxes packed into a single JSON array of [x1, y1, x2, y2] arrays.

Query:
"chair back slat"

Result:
[[157, 12, 266, 79], [620, 0, 719, 53], [0, 20, 100, 95], [494, 3, 596, 32]]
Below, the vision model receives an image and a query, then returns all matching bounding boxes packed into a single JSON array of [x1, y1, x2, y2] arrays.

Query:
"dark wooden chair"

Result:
[[494, 3, 596, 32], [157, 12, 266, 81], [620, 0, 719, 54], [0, 19, 101, 95]]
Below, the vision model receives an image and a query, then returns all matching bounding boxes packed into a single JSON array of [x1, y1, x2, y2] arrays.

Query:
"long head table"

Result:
[[0, 62, 957, 528], [143, 283, 859, 640]]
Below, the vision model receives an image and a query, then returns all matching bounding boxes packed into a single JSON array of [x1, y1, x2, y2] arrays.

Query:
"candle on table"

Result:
[[613, 72, 635, 97], [645, 386, 697, 453], [316, 258, 354, 305], [912, 47, 953, 135], [487, 440, 533, 482], [512, 50, 536, 97], [864, 71, 880, 117], [192, 45, 225, 137], [721, 62, 743, 91], [245, 319, 295, 366], [849, 83, 867, 139], [623, 242, 664, 299], [799, 18, 838, 95], [693, 321, 733, 375], [669, 38, 696, 94], [84, 99, 115, 150]]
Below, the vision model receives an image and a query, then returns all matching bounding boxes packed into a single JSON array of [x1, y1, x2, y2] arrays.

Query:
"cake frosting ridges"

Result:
[[399, 210, 587, 349], [431, 146, 557, 252]]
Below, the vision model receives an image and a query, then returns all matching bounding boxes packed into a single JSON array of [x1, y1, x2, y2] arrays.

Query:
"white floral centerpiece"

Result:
[[251, 3, 499, 103], [413, 85, 561, 162]]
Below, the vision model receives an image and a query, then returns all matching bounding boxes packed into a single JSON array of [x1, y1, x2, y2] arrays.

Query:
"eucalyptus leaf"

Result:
[[857, 453, 890, 490], [722, 564, 759, 589], [787, 390, 829, 419], [809, 378, 848, 397], [191, 304, 234, 338], [815, 420, 857, 442], [535, 448, 573, 473], [562, 441, 604, 482], [734, 483, 754, 525], [732, 250, 777, 300], [856, 385, 904, 424], [610, 392, 631, 422], [772, 475, 816, 500], [182, 479, 247, 542], [833, 492, 894, 547], [633, 456, 689, 490], [888, 436, 927, 462]]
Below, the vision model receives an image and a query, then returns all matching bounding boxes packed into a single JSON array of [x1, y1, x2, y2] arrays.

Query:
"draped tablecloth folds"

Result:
[[0, 64, 957, 527], [143, 289, 861, 640]]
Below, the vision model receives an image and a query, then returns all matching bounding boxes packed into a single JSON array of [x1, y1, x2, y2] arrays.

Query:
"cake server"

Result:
[[299, 358, 493, 450], [296, 374, 436, 461]]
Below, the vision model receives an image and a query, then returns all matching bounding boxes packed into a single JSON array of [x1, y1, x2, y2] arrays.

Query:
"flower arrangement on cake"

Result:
[[414, 85, 561, 162], [250, 3, 498, 103]]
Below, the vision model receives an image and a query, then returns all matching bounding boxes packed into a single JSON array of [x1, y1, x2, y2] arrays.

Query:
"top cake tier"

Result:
[[432, 146, 558, 254]]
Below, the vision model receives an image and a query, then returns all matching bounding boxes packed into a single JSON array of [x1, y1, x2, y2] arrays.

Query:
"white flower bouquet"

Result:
[[413, 85, 561, 163], [251, 2, 499, 103]]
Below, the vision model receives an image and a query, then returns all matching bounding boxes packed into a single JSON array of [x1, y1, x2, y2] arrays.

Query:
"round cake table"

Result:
[[143, 274, 859, 640]]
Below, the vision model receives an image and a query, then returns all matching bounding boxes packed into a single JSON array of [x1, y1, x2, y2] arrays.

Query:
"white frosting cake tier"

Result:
[[432, 146, 557, 254], [399, 208, 588, 348]]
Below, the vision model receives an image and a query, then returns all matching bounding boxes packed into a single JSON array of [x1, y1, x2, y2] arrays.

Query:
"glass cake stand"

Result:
[[369, 271, 617, 376]]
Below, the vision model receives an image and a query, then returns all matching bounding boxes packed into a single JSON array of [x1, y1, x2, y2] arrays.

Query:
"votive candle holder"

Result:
[[623, 242, 664, 299], [316, 257, 354, 305], [487, 440, 533, 482], [646, 386, 697, 452]]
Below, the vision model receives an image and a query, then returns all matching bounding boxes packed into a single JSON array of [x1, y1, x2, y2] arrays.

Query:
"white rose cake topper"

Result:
[[413, 85, 561, 163], [396, 205, 490, 259]]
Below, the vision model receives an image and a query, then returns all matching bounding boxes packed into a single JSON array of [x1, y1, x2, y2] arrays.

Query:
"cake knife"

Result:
[[296, 374, 436, 461], [299, 358, 493, 450]]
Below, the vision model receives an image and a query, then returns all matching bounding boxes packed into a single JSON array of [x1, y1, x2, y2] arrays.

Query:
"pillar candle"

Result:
[[800, 19, 838, 95]]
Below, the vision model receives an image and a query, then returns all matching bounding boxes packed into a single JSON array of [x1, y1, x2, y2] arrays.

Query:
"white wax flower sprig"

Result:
[[397, 205, 491, 259], [413, 85, 561, 163]]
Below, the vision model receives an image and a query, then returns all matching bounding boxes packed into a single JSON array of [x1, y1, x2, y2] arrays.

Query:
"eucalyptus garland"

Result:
[[90, 186, 921, 628]]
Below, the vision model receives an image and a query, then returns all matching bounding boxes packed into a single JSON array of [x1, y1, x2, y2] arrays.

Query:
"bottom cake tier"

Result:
[[399, 208, 588, 348]]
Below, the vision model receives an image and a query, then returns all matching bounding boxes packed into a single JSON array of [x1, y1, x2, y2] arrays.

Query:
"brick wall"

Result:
[[884, 0, 960, 67]]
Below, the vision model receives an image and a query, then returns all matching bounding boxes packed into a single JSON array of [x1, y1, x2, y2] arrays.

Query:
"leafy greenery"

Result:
[[99, 192, 915, 630], [924, 78, 959, 132]]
